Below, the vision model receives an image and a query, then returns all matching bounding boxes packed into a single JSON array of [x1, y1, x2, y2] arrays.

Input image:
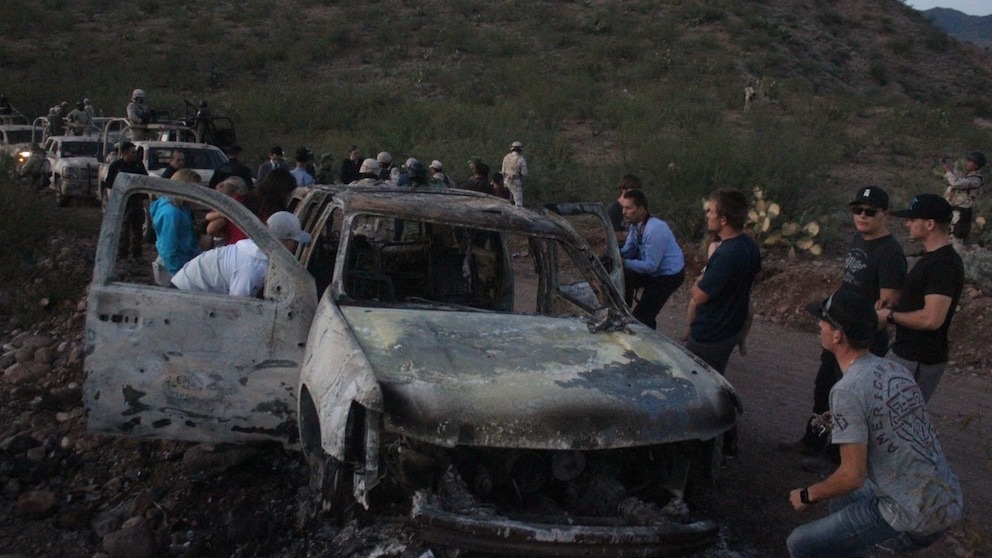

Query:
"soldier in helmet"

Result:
[[941, 150, 986, 246], [126, 88, 152, 141], [68, 101, 93, 135], [47, 105, 65, 136]]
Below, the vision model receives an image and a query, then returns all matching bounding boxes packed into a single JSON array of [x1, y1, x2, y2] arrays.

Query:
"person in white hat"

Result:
[[171, 211, 311, 297], [501, 141, 528, 206], [428, 160, 453, 189], [376, 152, 399, 185], [351, 158, 382, 186]]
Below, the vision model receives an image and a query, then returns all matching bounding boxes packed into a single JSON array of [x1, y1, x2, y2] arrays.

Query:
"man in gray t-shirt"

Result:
[[787, 290, 961, 557]]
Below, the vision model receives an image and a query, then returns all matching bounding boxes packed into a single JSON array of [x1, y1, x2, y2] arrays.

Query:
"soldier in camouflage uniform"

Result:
[[501, 141, 528, 207], [126, 89, 152, 141], [941, 150, 986, 245]]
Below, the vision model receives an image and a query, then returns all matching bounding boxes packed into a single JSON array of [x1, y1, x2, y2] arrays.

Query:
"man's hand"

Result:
[[789, 488, 808, 512]]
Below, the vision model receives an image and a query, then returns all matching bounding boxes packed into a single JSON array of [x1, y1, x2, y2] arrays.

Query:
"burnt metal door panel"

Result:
[[84, 175, 317, 447]]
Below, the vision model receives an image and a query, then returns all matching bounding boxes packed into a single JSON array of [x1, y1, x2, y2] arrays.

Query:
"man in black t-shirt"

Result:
[[786, 187, 907, 459], [879, 194, 963, 402], [209, 145, 254, 189], [687, 189, 761, 456], [104, 142, 149, 259]]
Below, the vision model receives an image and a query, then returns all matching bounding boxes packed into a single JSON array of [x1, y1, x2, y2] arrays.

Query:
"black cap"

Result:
[[271, 146, 283, 156], [848, 186, 889, 210], [804, 290, 876, 345], [890, 194, 952, 223]]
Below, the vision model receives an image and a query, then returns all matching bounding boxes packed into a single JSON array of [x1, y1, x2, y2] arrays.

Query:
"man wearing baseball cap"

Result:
[[787, 289, 961, 558], [172, 211, 311, 297], [878, 194, 963, 402], [782, 186, 906, 466]]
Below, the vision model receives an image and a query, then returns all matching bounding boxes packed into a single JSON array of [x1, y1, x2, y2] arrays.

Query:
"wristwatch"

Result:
[[886, 310, 896, 325], [800, 487, 814, 505]]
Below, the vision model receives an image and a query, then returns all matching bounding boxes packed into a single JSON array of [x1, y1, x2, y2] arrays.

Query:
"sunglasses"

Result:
[[820, 294, 846, 333], [851, 207, 879, 217]]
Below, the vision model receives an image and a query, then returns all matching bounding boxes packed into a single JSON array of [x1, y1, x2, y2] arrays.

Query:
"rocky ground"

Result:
[[1, 201, 989, 558]]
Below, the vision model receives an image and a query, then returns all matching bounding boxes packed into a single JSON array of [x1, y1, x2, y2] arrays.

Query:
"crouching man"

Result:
[[171, 211, 311, 297], [787, 290, 962, 558]]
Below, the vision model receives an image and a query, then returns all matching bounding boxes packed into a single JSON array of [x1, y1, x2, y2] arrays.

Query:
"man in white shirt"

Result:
[[171, 212, 311, 297]]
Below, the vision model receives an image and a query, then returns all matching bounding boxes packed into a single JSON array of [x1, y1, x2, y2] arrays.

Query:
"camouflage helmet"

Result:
[[965, 151, 987, 169], [132, 89, 146, 101]]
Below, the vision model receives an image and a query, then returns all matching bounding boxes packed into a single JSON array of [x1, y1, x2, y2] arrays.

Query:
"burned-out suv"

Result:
[[85, 176, 740, 556]]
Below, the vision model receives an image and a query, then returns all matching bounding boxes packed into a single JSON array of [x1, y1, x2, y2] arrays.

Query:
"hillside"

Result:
[[2, 1, 991, 220], [922, 7, 992, 48]]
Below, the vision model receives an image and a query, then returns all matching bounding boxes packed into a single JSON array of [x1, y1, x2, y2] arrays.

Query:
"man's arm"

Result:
[[881, 293, 953, 331], [789, 443, 867, 511], [690, 280, 710, 305], [623, 221, 667, 274], [944, 171, 982, 191], [875, 288, 900, 310]]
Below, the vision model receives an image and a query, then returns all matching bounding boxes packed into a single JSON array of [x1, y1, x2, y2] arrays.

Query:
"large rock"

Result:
[[103, 522, 157, 558], [16, 490, 58, 519], [182, 444, 260, 475], [13, 334, 54, 351], [3, 362, 51, 385]]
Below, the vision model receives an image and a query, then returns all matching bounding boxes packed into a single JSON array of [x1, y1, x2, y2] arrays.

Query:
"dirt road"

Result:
[[652, 296, 992, 558]]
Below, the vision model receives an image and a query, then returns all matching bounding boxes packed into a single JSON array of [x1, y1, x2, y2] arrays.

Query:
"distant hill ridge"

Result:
[[922, 7, 992, 47]]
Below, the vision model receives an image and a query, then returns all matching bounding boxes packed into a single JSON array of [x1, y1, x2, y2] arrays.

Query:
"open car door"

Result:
[[84, 175, 317, 448], [541, 202, 625, 295]]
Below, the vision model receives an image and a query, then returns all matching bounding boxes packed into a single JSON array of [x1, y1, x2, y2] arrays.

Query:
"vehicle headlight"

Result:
[[16, 151, 31, 164]]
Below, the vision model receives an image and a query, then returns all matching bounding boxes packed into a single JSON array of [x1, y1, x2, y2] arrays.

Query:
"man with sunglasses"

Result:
[[787, 290, 961, 558], [784, 186, 906, 465], [879, 194, 964, 402]]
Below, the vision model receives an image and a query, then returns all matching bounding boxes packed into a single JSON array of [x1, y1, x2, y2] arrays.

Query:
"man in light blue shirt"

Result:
[[620, 189, 685, 329]]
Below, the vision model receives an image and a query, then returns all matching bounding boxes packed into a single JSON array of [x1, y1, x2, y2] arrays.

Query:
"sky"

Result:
[[904, 1, 992, 16]]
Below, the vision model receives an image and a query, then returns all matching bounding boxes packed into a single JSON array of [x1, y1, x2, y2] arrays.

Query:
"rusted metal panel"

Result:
[[337, 307, 737, 450], [411, 491, 719, 557], [84, 175, 316, 447], [298, 295, 385, 461]]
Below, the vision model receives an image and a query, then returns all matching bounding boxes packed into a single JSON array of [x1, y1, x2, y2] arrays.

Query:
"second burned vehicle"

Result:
[[85, 177, 740, 556]]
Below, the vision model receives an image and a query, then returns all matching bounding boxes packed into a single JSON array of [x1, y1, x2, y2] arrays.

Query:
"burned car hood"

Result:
[[339, 307, 738, 450]]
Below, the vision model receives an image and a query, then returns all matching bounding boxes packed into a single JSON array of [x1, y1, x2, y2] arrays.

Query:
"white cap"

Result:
[[429, 160, 443, 171], [267, 212, 311, 244], [511, 141, 524, 149], [405, 157, 419, 169]]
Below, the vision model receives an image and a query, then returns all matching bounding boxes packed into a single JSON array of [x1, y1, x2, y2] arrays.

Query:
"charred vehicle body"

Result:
[[84, 177, 741, 556]]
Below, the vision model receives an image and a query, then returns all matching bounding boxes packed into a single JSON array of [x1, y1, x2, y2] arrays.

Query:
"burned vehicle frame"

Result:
[[84, 178, 741, 556]]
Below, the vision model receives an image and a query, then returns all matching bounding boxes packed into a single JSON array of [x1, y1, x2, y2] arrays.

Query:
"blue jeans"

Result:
[[787, 487, 942, 557]]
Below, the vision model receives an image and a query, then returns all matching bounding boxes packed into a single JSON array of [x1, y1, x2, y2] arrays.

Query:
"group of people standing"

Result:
[[609, 152, 982, 556]]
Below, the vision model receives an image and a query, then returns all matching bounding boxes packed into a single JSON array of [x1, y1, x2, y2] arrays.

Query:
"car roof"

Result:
[[319, 186, 566, 237]]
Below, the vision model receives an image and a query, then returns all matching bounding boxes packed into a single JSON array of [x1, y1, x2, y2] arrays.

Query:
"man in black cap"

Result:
[[787, 289, 961, 558], [878, 193, 963, 402], [941, 150, 986, 245], [783, 186, 906, 464]]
